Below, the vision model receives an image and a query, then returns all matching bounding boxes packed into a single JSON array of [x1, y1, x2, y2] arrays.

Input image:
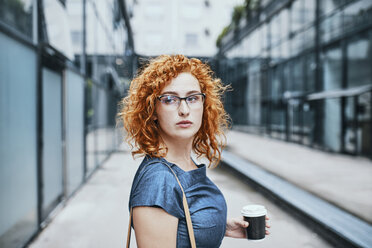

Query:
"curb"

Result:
[[221, 150, 372, 248]]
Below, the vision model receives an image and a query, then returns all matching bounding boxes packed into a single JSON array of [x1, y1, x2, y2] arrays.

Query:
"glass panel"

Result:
[[323, 98, 342, 152], [43, 0, 74, 60], [85, 0, 124, 57], [303, 27, 315, 50], [86, 80, 96, 175], [347, 34, 371, 88], [270, 14, 281, 47], [65, 70, 85, 195], [343, 0, 372, 34], [271, 103, 286, 140], [304, 0, 316, 26], [281, 39, 290, 60], [0, 0, 34, 39], [42, 68, 63, 217], [322, 46, 342, 90], [302, 101, 315, 145], [270, 66, 286, 139], [292, 58, 304, 92], [305, 53, 316, 92], [283, 63, 291, 92], [289, 99, 302, 142], [250, 29, 260, 58], [320, 0, 345, 17], [248, 61, 261, 126], [66, 0, 83, 66], [291, 31, 303, 56], [357, 92, 371, 156], [320, 12, 342, 43], [344, 96, 356, 153], [271, 67, 282, 100], [279, 8, 289, 42], [0, 32, 38, 247], [290, 0, 303, 33], [261, 23, 269, 57], [96, 86, 108, 165]]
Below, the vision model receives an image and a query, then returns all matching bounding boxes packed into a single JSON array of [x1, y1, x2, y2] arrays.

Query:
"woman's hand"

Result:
[[225, 216, 271, 238]]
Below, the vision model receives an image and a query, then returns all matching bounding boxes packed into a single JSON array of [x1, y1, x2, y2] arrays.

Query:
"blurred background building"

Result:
[[128, 0, 243, 57], [216, 0, 372, 159], [0, 0, 133, 247]]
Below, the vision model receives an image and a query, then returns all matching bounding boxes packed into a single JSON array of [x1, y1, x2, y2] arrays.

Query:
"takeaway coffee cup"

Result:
[[241, 204, 267, 241]]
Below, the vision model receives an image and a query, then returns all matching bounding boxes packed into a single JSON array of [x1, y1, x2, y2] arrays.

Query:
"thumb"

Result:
[[240, 220, 249, 227]]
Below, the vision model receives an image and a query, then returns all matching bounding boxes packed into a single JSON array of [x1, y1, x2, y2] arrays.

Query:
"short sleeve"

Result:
[[129, 162, 184, 219]]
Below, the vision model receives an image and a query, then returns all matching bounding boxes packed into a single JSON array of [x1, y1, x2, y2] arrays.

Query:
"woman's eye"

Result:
[[187, 96, 198, 102], [163, 96, 177, 104]]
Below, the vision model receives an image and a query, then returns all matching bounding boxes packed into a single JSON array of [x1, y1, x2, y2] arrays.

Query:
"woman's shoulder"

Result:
[[138, 156, 174, 176], [129, 156, 184, 218], [133, 156, 179, 189]]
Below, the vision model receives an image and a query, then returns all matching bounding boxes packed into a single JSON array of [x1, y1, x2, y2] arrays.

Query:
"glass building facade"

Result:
[[216, 0, 372, 158], [0, 0, 133, 247]]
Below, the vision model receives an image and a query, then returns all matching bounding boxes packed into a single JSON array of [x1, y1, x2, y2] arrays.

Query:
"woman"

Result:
[[119, 55, 270, 247]]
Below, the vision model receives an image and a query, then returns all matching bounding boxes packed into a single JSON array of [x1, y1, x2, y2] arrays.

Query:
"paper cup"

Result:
[[241, 204, 267, 241]]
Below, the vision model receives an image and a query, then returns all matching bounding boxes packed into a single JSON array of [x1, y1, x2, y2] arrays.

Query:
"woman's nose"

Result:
[[178, 100, 190, 116]]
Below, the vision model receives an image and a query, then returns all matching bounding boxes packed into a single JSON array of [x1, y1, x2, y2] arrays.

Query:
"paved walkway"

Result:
[[225, 129, 372, 224], [29, 150, 332, 248]]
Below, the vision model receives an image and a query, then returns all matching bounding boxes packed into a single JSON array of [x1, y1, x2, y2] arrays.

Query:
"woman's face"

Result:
[[155, 72, 204, 143]]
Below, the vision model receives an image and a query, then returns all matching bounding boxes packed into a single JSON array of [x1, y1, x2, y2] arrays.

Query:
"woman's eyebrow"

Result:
[[161, 90, 201, 95]]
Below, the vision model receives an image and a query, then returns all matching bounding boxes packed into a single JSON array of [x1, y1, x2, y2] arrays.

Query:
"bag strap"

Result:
[[126, 161, 196, 248], [126, 207, 133, 247]]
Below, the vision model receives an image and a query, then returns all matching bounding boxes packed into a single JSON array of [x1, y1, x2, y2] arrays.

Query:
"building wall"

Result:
[[128, 0, 244, 56], [217, 0, 372, 158], [0, 0, 128, 247]]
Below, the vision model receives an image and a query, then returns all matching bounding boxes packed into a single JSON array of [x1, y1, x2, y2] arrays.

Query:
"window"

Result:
[[290, 0, 303, 33], [320, 0, 344, 17], [320, 12, 342, 43], [71, 31, 82, 46], [343, 0, 372, 33], [0, 0, 34, 40], [269, 14, 281, 47], [185, 33, 198, 47], [144, 3, 164, 19], [304, 0, 316, 25], [322, 46, 342, 91], [44, 0, 74, 60], [146, 33, 163, 48], [182, 2, 202, 20], [347, 33, 371, 88]]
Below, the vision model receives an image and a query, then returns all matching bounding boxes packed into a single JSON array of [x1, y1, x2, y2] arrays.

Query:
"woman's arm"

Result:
[[133, 206, 178, 248]]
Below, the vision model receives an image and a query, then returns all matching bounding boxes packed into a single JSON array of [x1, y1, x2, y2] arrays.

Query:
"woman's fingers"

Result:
[[265, 215, 271, 234], [238, 219, 249, 228], [265, 215, 270, 228]]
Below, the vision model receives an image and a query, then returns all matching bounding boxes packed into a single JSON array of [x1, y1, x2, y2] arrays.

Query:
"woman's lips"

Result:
[[176, 121, 193, 128]]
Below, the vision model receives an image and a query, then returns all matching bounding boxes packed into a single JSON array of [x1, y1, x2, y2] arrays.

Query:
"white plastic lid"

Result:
[[241, 204, 267, 217]]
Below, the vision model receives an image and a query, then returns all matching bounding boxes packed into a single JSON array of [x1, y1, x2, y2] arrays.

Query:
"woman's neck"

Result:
[[160, 135, 197, 171]]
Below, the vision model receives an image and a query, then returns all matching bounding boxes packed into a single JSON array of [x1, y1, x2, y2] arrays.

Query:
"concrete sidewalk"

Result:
[[225, 129, 372, 224], [29, 150, 332, 248]]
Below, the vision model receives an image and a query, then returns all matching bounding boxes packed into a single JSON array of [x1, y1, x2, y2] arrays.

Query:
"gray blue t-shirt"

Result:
[[129, 156, 227, 248]]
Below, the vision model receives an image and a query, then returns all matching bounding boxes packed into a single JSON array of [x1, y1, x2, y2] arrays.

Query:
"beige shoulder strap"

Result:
[[126, 163, 196, 248]]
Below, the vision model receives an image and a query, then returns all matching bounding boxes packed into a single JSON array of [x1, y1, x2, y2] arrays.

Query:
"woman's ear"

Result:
[[152, 114, 158, 124]]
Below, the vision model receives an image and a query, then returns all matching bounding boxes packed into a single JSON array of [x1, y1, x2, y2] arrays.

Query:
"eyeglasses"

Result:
[[157, 93, 206, 109]]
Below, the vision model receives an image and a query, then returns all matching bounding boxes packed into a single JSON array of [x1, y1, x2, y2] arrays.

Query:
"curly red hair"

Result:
[[118, 54, 230, 167]]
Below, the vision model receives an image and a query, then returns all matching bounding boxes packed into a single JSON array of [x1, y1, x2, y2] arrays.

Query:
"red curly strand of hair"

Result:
[[118, 54, 230, 167]]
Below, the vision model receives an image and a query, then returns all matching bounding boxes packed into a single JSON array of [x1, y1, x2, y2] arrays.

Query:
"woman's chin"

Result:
[[173, 130, 198, 141]]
